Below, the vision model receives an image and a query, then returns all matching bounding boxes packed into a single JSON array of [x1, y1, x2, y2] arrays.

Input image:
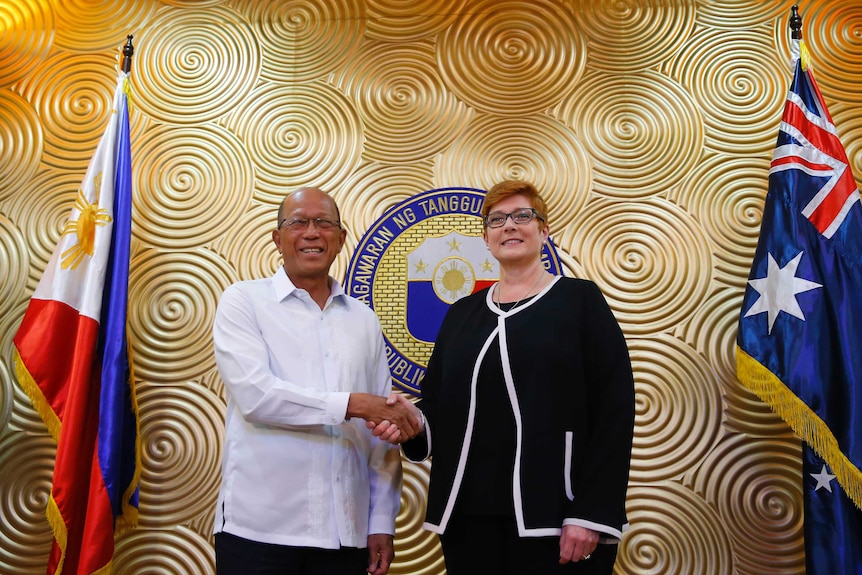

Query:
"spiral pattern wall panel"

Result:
[[434, 113, 592, 232], [365, 0, 465, 43], [131, 123, 255, 249], [128, 249, 238, 384], [112, 526, 215, 574], [391, 459, 446, 575], [553, 69, 703, 199], [0, 432, 54, 575], [16, 52, 121, 172], [240, 0, 365, 84], [0, 214, 28, 322], [628, 335, 723, 483], [5, 169, 79, 290], [209, 203, 282, 283], [673, 287, 743, 382], [564, 198, 713, 335], [334, 161, 436, 236], [137, 382, 224, 529], [3, 2, 861, 574], [436, 0, 585, 115], [690, 433, 804, 575], [665, 27, 787, 156], [696, 0, 787, 30], [788, 1, 862, 104], [1, 301, 44, 434], [51, 0, 157, 53], [618, 482, 735, 575], [0, 89, 42, 202], [332, 40, 474, 164], [0, 361, 12, 432], [669, 154, 769, 287], [574, 0, 696, 72], [132, 5, 260, 125], [223, 81, 365, 206], [0, 0, 53, 87]]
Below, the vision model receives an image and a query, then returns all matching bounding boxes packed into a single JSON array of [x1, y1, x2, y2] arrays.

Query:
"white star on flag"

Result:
[[810, 464, 836, 493], [744, 251, 822, 334]]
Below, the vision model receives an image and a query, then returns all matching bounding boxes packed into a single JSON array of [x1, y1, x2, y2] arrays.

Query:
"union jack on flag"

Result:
[[769, 42, 860, 239], [736, 36, 862, 574]]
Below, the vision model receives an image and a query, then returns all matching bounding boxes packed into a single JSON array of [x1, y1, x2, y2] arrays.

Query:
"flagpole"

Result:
[[789, 5, 801, 39], [121, 35, 134, 73]]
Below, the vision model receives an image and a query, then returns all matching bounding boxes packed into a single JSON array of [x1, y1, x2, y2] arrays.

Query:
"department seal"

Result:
[[345, 187, 563, 395]]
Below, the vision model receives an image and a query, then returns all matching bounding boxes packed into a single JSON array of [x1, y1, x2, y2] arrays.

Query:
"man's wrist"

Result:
[[346, 392, 368, 420]]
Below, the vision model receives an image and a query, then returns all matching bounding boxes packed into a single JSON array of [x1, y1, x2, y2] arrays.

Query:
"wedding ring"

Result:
[[582, 554, 591, 560]]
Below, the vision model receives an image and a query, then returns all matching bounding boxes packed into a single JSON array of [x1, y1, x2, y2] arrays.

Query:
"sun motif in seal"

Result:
[[432, 257, 475, 303]]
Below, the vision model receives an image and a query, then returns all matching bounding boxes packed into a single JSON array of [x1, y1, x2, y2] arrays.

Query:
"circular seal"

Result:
[[433, 257, 476, 304], [344, 187, 564, 395]]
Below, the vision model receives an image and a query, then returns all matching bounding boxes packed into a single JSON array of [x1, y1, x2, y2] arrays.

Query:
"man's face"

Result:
[[272, 189, 346, 283]]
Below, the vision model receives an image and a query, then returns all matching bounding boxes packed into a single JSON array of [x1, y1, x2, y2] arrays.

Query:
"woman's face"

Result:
[[483, 193, 549, 267]]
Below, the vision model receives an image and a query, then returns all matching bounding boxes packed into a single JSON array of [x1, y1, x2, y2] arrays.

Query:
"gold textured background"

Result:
[[2, 1, 861, 573]]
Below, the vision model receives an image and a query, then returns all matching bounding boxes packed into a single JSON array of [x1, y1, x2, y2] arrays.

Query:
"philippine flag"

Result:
[[13, 70, 140, 575]]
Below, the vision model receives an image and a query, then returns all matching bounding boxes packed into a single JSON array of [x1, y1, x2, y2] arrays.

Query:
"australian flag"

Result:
[[736, 38, 862, 573]]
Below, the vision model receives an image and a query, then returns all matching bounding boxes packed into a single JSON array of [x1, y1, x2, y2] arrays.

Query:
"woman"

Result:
[[382, 180, 635, 574]]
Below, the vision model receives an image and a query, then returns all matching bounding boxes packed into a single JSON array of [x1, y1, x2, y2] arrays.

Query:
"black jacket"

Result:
[[403, 276, 635, 539]]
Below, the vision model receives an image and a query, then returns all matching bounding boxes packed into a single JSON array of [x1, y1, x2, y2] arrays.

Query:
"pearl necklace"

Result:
[[495, 268, 545, 311]]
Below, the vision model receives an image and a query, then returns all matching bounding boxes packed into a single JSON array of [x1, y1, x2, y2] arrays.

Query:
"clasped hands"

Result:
[[348, 392, 422, 444]]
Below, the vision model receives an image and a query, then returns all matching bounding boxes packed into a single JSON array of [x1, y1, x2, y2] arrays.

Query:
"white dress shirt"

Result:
[[212, 267, 402, 549]]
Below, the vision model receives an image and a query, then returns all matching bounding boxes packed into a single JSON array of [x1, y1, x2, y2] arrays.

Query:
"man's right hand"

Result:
[[347, 392, 421, 443], [368, 394, 423, 444]]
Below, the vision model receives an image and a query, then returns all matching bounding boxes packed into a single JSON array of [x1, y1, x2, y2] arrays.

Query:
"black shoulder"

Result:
[[448, 286, 491, 312], [553, 276, 603, 297]]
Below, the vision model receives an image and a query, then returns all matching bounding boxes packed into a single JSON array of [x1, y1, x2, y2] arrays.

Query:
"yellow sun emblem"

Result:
[[61, 173, 112, 270], [432, 257, 475, 303]]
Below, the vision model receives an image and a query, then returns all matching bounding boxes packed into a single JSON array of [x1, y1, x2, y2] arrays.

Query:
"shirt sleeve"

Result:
[[366, 329, 404, 535], [212, 284, 350, 427]]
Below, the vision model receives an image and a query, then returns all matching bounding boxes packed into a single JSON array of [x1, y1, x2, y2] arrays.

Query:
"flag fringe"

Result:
[[46, 495, 67, 575], [48, 493, 115, 575], [120, 329, 142, 528], [737, 346, 862, 510], [13, 347, 61, 443]]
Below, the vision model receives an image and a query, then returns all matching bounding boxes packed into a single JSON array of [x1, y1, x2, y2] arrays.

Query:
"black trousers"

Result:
[[215, 532, 367, 575], [439, 516, 618, 575]]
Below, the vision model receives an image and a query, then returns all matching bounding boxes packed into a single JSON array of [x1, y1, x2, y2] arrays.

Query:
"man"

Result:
[[212, 187, 419, 575]]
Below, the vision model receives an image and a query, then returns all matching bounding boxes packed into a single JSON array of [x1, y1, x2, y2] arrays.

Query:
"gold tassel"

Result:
[[13, 348, 61, 443], [737, 346, 862, 510]]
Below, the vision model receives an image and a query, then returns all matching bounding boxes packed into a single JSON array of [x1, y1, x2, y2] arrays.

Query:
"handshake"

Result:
[[347, 392, 424, 444]]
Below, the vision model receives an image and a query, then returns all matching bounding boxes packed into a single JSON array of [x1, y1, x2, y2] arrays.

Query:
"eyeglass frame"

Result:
[[483, 208, 545, 228], [278, 217, 342, 232]]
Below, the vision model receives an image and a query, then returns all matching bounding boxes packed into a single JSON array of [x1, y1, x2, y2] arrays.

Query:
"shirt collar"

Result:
[[273, 266, 347, 305]]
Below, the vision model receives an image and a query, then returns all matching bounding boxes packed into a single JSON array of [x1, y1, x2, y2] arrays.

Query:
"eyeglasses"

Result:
[[279, 217, 342, 232], [483, 208, 545, 228]]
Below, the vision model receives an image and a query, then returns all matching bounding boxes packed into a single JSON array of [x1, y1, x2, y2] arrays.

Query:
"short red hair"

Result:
[[482, 180, 550, 227]]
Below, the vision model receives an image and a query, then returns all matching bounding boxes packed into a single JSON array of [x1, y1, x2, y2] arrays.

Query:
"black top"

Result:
[[403, 276, 635, 539]]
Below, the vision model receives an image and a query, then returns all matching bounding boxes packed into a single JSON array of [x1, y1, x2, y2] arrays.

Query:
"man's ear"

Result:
[[337, 228, 347, 252], [272, 229, 282, 253]]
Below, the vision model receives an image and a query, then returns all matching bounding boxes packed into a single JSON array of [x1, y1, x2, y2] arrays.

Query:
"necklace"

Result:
[[495, 268, 545, 311]]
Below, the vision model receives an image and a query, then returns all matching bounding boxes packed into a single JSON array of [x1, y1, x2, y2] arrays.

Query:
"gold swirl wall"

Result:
[[1, 1, 860, 574]]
